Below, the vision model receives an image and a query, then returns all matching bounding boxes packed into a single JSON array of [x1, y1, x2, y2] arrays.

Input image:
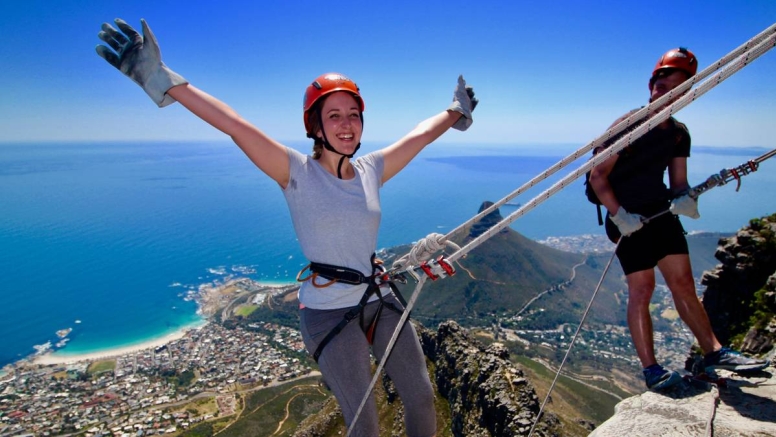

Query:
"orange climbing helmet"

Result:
[[651, 47, 698, 80], [303, 73, 365, 135]]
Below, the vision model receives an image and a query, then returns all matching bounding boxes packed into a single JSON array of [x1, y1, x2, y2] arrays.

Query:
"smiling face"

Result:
[[317, 91, 363, 156]]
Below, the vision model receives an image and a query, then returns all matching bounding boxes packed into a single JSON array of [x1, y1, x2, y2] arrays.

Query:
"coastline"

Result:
[[20, 279, 297, 368], [30, 322, 205, 366]]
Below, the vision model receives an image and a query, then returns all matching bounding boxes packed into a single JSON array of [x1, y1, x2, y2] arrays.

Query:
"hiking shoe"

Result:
[[704, 347, 770, 373], [643, 364, 682, 391]]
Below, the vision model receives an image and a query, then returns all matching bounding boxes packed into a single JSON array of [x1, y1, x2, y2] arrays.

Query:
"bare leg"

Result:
[[626, 269, 658, 367], [657, 254, 722, 354]]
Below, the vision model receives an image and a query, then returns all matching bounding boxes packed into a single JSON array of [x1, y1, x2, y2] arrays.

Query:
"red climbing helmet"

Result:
[[651, 47, 698, 80], [303, 73, 365, 135]]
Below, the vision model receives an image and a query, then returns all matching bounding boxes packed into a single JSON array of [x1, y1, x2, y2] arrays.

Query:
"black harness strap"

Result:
[[308, 261, 370, 285], [310, 254, 408, 362]]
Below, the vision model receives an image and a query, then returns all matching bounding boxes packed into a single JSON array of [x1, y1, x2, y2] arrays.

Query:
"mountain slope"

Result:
[[394, 201, 588, 328]]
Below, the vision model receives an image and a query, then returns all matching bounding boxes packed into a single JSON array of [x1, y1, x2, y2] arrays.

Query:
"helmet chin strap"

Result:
[[318, 112, 363, 179]]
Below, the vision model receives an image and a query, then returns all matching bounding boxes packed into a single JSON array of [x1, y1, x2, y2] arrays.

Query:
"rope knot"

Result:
[[393, 233, 461, 271]]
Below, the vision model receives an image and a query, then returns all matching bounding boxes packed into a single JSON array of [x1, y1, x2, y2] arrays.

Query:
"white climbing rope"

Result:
[[390, 21, 776, 273], [392, 233, 462, 272], [349, 23, 776, 434], [442, 25, 776, 267], [527, 238, 621, 437]]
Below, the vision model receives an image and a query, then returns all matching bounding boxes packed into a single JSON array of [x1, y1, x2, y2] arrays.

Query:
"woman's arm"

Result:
[[380, 110, 462, 183], [96, 18, 289, 187], [379, 76, 476, 183], [168, 85, 289, 187]]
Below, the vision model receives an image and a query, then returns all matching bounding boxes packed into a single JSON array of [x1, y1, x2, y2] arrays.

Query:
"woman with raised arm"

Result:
[[96, 18, 477, 437]]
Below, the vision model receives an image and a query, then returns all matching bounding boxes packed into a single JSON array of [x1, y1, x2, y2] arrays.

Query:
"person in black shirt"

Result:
[[589, 48, 769, 391]]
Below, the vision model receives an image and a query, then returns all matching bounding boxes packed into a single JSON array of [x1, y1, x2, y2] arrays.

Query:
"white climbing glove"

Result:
[[448, 75, 478, 131], [670, 194, 700, 219], [610, 206, 645, 237], [96, 18, 188, 107]]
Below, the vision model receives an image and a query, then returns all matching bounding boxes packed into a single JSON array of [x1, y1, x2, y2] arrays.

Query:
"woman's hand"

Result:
[[447, 75, 478, 131], [96, 18, 187, 107]]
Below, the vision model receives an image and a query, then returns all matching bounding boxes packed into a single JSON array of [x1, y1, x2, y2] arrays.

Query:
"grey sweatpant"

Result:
[[300, 293, 436, 437]]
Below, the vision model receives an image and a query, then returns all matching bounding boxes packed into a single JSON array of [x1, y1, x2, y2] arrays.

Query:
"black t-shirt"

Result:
[[606, 116, 691, 216]]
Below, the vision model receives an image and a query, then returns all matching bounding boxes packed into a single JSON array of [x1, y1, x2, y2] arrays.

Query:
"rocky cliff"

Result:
[[419, 321, 561, 437], [293, 320, 564, 437], [589, 213, 776, 437], [469, 201, 510, 238], [701, 214, 776, 351]]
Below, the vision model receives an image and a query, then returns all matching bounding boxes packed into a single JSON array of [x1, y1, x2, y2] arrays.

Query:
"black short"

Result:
[[605, 213, 689, 275]]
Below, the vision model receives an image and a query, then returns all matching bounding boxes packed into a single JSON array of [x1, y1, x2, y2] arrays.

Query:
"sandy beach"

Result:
[[23, 279, 296, 368], [31, 328, 199, 366]]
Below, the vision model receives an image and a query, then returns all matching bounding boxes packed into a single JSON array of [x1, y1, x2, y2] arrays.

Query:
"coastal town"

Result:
[[0, 281, 314, 437]]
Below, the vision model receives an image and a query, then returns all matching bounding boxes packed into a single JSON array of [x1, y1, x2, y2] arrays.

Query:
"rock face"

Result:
[[292, 398, 342, 437], [469, 201, 509, 238], [589, 213, 776, 437], [589, 372, 776, 437], [419, 321, 560, 437], [742, 273, 776, 354], [293, 320, 562, 437], [701, 214, 776, 348]]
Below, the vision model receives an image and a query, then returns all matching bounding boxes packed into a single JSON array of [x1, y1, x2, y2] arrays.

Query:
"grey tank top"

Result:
[[283, 147, 384, 309]]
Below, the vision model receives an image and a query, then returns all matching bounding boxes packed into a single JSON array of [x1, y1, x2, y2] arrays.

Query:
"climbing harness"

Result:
[[347, 22, 776, 436], [346, 275, 429, 437], [296, 254, 408, 362], [401, 255, 457, 282], [390, 232, 463, 275]]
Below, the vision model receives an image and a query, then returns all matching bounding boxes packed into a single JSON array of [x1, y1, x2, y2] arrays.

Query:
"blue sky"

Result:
[[1, 1, 775, 148]]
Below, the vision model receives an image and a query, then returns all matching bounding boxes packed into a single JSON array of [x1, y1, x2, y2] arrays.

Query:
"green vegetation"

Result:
[[170, 397, 219, 420], [512, 355, 622, 425], [179, 377, 330, 437], [727, 214, 776, 346], [160, 368, 196, 391], [395, 230, 594, 330], [87, 360, 115, 375], [746, 284, 776, 343], [661, 308, 680, 321], [235, 304, 259, 317], [750, 217, 776, 251], [182, 417, 231, 436], [179, 422, 216, 437], [243, 300, 300, 329], [220, 377, 329, 437]]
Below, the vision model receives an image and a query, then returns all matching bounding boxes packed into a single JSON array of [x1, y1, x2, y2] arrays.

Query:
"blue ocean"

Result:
[[1, 141, 774, 369]]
